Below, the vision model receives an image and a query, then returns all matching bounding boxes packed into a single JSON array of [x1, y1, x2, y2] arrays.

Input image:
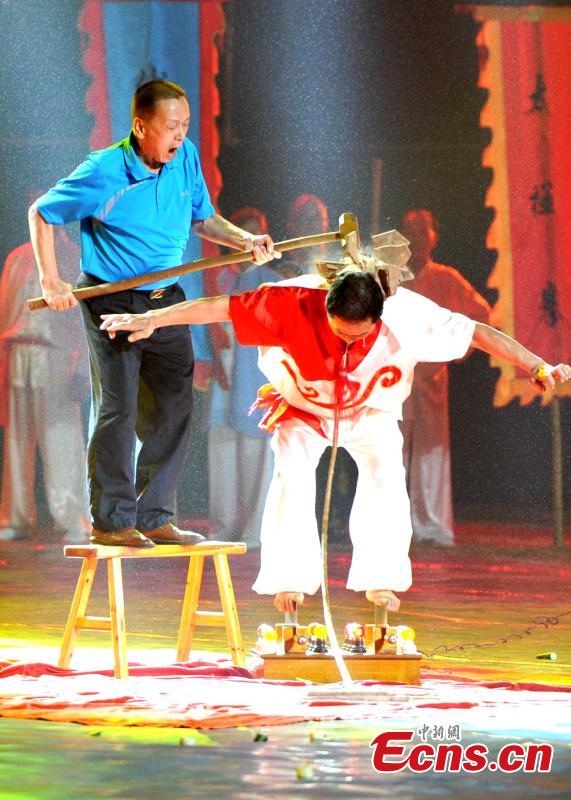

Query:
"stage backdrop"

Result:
[[79, 0, 224, 360], [467, 4, 571, 406]]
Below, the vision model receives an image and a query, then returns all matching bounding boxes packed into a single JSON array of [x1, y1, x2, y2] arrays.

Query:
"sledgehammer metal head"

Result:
[[339, 212, 362, 265]]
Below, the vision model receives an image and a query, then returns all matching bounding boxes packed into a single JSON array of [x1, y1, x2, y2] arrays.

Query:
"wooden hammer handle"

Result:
[[27, 231, 341, 311]]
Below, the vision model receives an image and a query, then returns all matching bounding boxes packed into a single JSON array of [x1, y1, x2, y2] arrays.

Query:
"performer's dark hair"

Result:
[[132, 79, 187, 119], [325, 272, 384, 322]]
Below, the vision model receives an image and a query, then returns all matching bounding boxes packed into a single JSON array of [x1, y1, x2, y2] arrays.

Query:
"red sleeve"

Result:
[[229, 285, 300, 346]]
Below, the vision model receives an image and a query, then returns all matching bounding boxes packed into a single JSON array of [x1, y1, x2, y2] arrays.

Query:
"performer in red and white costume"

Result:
[[229, 280, 474, 601], [100, 270, 571, 612]]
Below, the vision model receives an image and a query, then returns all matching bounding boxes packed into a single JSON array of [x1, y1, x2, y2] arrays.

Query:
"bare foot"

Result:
[[366, 589, 400, 612], [274, 591, 305, 613]]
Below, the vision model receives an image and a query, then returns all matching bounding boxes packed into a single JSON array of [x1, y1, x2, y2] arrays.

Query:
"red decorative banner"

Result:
[[467, 5, 571, 405]]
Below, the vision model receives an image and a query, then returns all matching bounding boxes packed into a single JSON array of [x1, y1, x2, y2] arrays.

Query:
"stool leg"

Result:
[[176, 555, 205, 661], [213, 554, 246, 667], [58, 556, 98, 668], [107, 558, 128, 679]]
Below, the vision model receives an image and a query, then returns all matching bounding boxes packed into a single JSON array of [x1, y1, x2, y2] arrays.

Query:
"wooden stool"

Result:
[[58, 541, 247, 678]]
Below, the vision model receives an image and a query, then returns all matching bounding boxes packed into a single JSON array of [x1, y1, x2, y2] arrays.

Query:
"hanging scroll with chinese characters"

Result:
[[467, 5, 571, 405]]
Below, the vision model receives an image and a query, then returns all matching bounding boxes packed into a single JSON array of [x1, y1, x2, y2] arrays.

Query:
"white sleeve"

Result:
[[381, 288, 476, 363], [275, 274, 326, 288]]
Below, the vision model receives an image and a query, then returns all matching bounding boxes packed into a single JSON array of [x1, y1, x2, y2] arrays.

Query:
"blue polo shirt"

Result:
[[35, 135, 215, 290]]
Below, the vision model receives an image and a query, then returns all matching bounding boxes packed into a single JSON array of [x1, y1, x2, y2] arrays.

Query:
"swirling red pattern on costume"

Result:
[[282, 361, 402, 410]]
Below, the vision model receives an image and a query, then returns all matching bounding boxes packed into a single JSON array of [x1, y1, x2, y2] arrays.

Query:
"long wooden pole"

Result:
[[370, 157, 383, 236], [551, 396, 564, 548], [27, 230, 342, 311]]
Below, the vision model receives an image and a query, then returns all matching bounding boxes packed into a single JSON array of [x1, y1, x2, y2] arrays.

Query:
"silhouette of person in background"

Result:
[[400, 209, 491, 546], [0, 226, 90, 543], [279, 194, 330, 279], [207, 207, 281, 546], [207, 197, 331, 545]]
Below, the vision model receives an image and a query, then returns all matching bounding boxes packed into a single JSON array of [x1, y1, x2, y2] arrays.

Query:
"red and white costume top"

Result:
[[229, 283, 475, 431]]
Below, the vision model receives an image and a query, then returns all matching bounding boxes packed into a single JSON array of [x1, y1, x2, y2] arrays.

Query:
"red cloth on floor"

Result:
[[1, 658, 569, 730]]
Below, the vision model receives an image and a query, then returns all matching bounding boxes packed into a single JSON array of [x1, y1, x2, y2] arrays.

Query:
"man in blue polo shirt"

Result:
[[28, 79, 277, 548]]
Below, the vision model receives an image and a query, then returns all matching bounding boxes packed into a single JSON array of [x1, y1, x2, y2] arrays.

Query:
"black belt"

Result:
[[129, 284, 179, 299], [148, 288, 169, 300], [79, 273, 177, 299]]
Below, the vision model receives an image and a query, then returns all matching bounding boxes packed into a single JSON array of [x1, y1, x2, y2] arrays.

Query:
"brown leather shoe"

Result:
[[90, 527, 155, 548], [143, 523, 205, 545]]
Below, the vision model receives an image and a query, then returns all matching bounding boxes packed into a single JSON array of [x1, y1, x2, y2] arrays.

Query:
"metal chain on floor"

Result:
[[419, 610, 571, 658]]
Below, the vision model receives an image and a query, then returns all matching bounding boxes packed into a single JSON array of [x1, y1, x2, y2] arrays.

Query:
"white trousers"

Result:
[[0, 349, 89, 532], [253, 411, 413, 595], [401, 388, 454, 544], [208, 427, 273, 545]]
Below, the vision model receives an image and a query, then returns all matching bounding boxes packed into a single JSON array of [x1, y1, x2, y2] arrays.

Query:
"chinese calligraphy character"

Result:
[[541, 281, 562, 328], [529, 73, 547, 112], [530, 182, 554, 216]]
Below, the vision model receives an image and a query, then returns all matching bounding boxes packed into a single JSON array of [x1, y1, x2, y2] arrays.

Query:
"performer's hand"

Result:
[[244, 234, 282, 265], [366, 589, 401, 611], [100, 312, 155, 342], [41, 276, 78, 311], [529, 362, 571, 391], [551, 363, 571, 384], [274, 592, 304, 613]]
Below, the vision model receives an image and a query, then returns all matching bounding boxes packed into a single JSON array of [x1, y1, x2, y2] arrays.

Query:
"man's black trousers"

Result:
[[78, 275, 194, 533]]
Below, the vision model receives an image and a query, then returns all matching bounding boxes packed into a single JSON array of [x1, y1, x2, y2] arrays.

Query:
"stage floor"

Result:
[[1, 521, 570, 797]]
